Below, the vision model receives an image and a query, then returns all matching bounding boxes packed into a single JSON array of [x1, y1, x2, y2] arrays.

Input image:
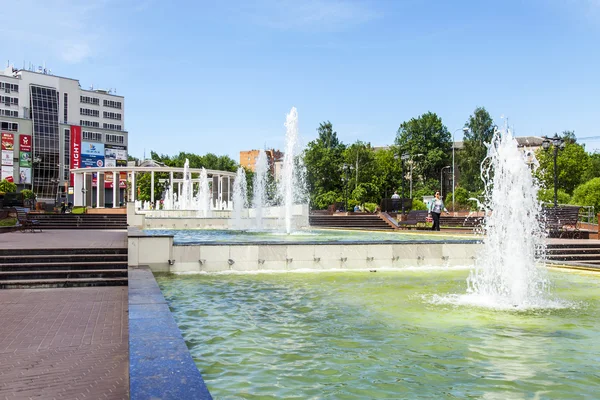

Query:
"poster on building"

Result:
[[19, 134, 32, 152], [81, 141, 105, 168], [105, 145, 127, 168], [1, 165, 14, 182], [104, 171, 127, 188], [18, 167, 31, 184], [70, 126, 81, 186], [1, 132, 14, 167], [19, 151, 31, 167], [105, 158, 116, 168]]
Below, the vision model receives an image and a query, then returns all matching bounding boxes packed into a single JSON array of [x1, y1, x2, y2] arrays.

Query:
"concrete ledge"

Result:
[[128, 266, 212, 400]]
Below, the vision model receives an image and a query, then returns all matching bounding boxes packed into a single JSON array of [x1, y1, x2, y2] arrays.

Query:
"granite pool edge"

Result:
[[128, 265, 212, 400]]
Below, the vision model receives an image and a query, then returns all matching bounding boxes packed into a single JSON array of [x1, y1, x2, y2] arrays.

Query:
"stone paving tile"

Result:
[[0, 287, 129, 400], [0, 230, 127, 250]]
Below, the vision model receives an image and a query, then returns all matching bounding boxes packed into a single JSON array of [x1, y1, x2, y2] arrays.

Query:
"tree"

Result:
[[395, 112, 451, 185], [343, 141, 376, 191], [535, 133, 591, 195], [303, 121, 346, 207], [458, 107, 495, 193], [571, 178, 600, 213], [372, 147, 402, 199]]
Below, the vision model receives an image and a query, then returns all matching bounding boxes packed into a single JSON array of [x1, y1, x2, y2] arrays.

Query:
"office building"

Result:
[[239, 149, 283, 173], [0, 64, 128, 205]]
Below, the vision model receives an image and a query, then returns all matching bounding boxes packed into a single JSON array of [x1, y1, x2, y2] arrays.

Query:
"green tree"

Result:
[[0, 179, 17, 193], [343, 141, 376, 191], [395, 112, 451, 185], [458, 107, 495, 193], [535, 133, 591, 195], [571, 178, 600, 212], [584, 152, 600, 181], [304, 121, 346, 207], [372, 147, 403, 199]]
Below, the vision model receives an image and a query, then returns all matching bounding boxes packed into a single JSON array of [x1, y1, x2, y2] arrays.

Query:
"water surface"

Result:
[[157, 269, 600, 399]]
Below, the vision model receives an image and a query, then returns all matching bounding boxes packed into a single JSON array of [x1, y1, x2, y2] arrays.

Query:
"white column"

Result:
[[218, 175, 222, 209], [82, 172, 87, 207], [169, 171, 174, 206], [151, 171, 155, 204], [113, 171, 118, 208], [74, 172, 84, 206], [96, 172, 101, 208], [131, 171, 136, 202]]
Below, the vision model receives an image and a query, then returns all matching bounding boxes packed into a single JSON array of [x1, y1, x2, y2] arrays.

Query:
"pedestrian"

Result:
[[391, 191, 400, 212], [428, 191, 449, 231]]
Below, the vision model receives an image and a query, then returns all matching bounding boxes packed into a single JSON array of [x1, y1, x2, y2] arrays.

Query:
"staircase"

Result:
[[0, 248, 128, 289], [30, 214, 127, 229], [546, 242, 600, 267], [309, 214, 395, 231]]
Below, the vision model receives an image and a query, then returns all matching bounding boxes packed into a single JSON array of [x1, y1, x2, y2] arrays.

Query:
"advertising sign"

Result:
[[104, 171, 127, 189], [19, 135, 32, 152], [105, 158, 116, 168], [1, 165, 13, 182], [81, 141, 105, 168], [70, 126, 81, 185], [105, 144, 127, 169], [18, 167, 31, 184], [1, 132, 14, 168], [19, 151, 31, 167]]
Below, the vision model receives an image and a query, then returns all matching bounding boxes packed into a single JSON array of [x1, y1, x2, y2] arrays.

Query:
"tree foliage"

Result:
[[535, 134, 591, 195], [395, 112, 451, 184], [0, 179, 16, 193], [571, 178, 600, 212], [458, 107, 495, 192]]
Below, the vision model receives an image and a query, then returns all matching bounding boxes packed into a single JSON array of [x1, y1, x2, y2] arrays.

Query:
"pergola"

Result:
[[70, 165, 237, 208]]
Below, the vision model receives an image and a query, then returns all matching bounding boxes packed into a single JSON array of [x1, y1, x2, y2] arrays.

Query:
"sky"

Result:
[[2, 0, 600, 161]]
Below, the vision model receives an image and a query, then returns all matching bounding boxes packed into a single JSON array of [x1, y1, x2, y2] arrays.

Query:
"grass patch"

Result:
[[0, 218, 17, 227]]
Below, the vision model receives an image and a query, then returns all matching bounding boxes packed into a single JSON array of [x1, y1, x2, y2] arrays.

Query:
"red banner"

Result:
[[19, 135, 31, 152], [70, 125, 81, 186]]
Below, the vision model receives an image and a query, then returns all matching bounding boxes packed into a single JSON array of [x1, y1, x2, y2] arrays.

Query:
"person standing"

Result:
[[428, 191, 449, 231], [391, 191, 400, 212]]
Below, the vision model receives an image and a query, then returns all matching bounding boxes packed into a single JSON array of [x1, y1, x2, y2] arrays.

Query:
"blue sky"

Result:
[[3, 0, 600, 161]]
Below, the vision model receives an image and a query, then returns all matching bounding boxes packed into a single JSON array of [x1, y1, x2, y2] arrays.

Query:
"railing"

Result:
[[542, 202, 596, 223], [379, 198, 412, 213]]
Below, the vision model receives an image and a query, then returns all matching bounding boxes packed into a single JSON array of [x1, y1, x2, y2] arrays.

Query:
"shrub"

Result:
[[411, 199, 428, 211], [364, 202, 378, 213], [21, 189, 35, 199], [312, 191, 342, 210], [71, 206, 86, 215], [571, 178, 600, 212], [0, 179, 17, 193], [537, 188, 571, 205]]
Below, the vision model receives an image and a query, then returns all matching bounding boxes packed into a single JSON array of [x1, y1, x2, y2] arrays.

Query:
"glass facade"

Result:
[[30, 85, 60, 202], [64, 128, 70, 181]]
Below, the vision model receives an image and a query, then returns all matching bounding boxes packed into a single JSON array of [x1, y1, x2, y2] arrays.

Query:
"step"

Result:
[[546, 248, 600, 255], [546, 254, 600, 261], [0, 261, 128, 271], [0, 277, 128, 289], [0, 248, 127, 256], [546, 243, 600, 249], [0, 254, 127, 264], [0, 269, 128, 280]]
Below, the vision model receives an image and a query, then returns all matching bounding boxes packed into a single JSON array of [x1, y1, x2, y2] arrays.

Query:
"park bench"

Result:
[[542, 205, 581, 239], [13, 207, 42, 233], [397, 210, 429, 229]]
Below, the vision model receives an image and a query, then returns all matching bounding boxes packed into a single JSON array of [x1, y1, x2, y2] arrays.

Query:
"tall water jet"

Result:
[[253, 150, 269, 230], [278, 107, 306, 234], [232, 167, 248, 229], [179, 159, 193, 210], [466, 128, 549, 308], [197, 167, 211, 217]]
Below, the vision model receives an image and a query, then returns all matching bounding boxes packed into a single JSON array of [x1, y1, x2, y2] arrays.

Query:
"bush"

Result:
[[538, 188, 571, 205], [71, 206, 86, 215], [364, 202, 378, 213], [0, 179, 17, 193], [571, 178, 600, 212], [312, 191, 342, 210], [20, 189, 35, 199], [411, 199, 428, 211]]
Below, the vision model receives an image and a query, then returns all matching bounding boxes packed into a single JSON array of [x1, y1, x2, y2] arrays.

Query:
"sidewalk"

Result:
[[0, 287, 129, 399], [0, 229, 127, 249]]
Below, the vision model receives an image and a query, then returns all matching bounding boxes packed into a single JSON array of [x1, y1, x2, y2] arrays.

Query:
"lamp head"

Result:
[[542, 139, 550, 151]]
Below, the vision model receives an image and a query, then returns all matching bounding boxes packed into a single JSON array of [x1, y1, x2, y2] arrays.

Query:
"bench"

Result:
[[397, 210, 429, 229], [13, 207, 42, 233], [542, 206, 581, 239]]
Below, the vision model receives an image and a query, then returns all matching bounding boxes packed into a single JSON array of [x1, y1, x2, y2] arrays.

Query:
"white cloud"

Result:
[[235, 0, 381, 31], [0, 0, 116, 64]]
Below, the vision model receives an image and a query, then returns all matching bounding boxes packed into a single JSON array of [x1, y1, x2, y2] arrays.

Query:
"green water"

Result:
[[156, 269, 600, 399]]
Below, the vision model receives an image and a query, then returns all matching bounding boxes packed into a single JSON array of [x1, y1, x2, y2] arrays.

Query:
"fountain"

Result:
[[252, 150, 269, 230], [196, 167, 211, 217], [231, 167, 248, 229], [179, 160, 193, 210]]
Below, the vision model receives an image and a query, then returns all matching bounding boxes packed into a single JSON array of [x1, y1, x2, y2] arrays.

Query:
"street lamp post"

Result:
[[542, 134, 565, 207], [441, 166, 451, 198], [452, 127, 469, 212]]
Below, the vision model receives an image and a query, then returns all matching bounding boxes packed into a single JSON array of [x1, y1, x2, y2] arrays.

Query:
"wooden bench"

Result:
[[13, 207, 42, 233], [397, 210, 429, 229], [542, 206, 581, 239]]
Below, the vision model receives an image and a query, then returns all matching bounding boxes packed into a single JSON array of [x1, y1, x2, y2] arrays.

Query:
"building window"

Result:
[[82, 131, 102, 141], [64, 128, 70, 181], [11, 84, 18, 93], [0, 109, 18, 117], [80, 95, 100, 105], [0, 121, 18, 131], [103, 111, 122, 120], [103, 123, 122, 131], [106, 134, 124, 144], [80, 120, 100, 128], [103, 99, 122, 109], [63, 93, 68, 123], [80, 108, 99, 117]]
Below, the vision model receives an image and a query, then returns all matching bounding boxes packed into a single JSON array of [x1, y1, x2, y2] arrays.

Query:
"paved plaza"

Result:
[[0, 287, 129, 400], [0, 229, 127, 250]]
